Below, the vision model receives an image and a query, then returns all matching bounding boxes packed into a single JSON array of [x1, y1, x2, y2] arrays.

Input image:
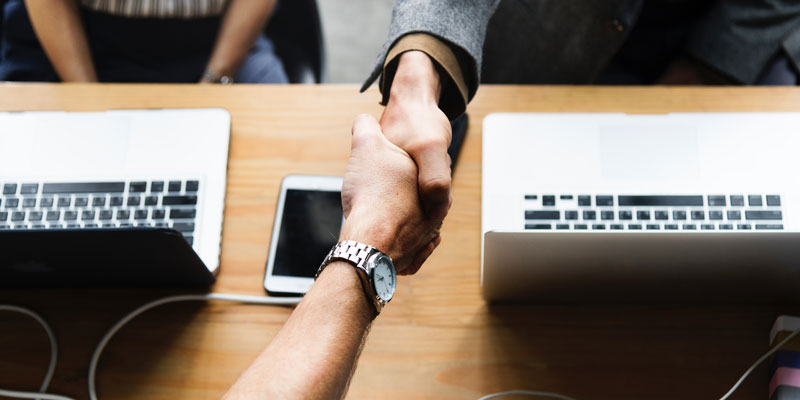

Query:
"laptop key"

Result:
[[727, 210, 741, 220], [583, 211, 596, 220], [619, 210, 632, 220], [691, 211, 705, 220], [682, 224, 696, 230], [709, 211, 723, 220], [596, 195, 613, 206], [169, 208, 197, 219], [144, 196, 158, 206], [99, 209, 113, 220], [57, 197, 71, 207], [46, 211, 60, 221], [601, 211, 614, 220], [556, 224, 570, 230], [116, 210, 130, 220], [701, 224, 715, 230], [610, 224, 624, 230], [42, 182, 125, 194], [578, 196, 591, 206], [75, 197, 89, 207], [155, 222, 169, 228], [28, 211, 43, 221], [525, 211, 560, 220], [126, 196, 141, 206], [40, 197, 54, 208], [134, 209, 148, 220], [619, 195, 703, 206], [168, 181, 182, 192], [184, 236, 194, 246], [592, 224, 605, 230], [185, 180, 199, 192], [81, 210, 95, 220], [22, 198, 36, 208], [565, 210, 578, 220], [150, 181, 165, 193], [737, 224, 751, 230], [748, 195, 763, 206], [542, 195, 555, 206], [11, 211, 25, 221], [730, 195, 745, 206], [64, 211, 78, 221], [766, 195, 781, 206], [719, 224, 733, 230], [627, 224, 642, 230], [745, 210, 782, 220], [0, 211, 6, 221], [92, 196, 106, 207], [20, 183, 39, 195], [3, 184, 17, 195], [559, 195, 573, 200], [130, 182, 147, 192], [674, 211, 686, 221], [102, 223, 117, 228], [84, 223, 98, 228], [636, 211, 650, 220], [110, 196, 123, 206], [573, 224, 588, 230], [5, 198, 19, 208], [524, 195, 538, 200], [172, 222, 195, 232], [152, 209, 166, 220], [118, 223, 132, 227], [654, 210, 668, 220], [756, 224, 783, 230], [665, 224, 679, 230], [525, 224, 551, 230], [707, 195, 726, 206], [162, 195, 197, 205], [646, 224, 660, 230]]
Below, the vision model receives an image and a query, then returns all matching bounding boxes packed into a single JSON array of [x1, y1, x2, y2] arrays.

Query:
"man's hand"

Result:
[[380, 51, 453, 224], [341, 114, 441, 275]]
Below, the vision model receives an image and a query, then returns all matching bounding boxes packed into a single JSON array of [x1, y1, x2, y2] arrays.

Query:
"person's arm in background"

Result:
[[24, 0, 97, 82], [202, 0, 277, 82], [223, 115, 441, 399], [361, 0, 500, 224], [658, 0, 800, 85]]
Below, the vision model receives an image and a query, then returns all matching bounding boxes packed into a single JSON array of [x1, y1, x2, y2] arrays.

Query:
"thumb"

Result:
[[415, 144, 452, 222], [351, 114, 383, 151]]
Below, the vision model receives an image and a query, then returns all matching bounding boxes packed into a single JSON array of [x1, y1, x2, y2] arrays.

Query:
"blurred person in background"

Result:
[[0, 0, 288, 83]]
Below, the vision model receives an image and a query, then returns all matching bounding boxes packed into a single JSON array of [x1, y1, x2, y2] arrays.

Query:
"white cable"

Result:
[[0, 305, 74, 400], [719, 328, 800, 400], [87, 293, 301, 400], [478, 389, 577, 400]]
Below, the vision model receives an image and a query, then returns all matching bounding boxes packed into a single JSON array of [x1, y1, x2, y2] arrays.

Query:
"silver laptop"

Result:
[[0, 109, 230, 282], [482, 112, 800, 303]]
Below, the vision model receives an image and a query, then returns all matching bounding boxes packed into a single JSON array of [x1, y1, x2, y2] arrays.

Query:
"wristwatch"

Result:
[[200, 70, 233, 84], [316, 240, 397, 316]]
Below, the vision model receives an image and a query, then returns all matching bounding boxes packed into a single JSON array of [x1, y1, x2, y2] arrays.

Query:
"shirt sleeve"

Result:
[[379, 33, 470, 120], [685, 0, 800, 84]]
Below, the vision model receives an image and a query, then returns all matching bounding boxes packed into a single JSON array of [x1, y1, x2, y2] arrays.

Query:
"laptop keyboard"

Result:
[[524, 194, 784, 231], [0, 180, 199, 245]]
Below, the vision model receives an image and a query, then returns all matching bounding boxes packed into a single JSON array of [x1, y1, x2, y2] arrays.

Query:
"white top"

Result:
[[81, 0, 227, 18]]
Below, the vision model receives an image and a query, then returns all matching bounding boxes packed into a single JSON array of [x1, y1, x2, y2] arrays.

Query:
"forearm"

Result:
[[387, 51, 441, 108], [223, 262, 372, 399], [25, 0, 97, 82], [205, 0, 276, 78]]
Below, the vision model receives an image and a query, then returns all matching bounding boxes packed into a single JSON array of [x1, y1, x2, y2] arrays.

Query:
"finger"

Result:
[[350, 113, 382, 150], [414, 144, 452, 221], [400, 239, 437, 276]]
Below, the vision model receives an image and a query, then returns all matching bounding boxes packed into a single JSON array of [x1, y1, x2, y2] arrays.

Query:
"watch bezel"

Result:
[[367, 252, 396, 303]]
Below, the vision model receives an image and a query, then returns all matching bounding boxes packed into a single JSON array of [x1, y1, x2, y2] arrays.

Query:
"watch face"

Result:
[[371, 254, 396, 302]]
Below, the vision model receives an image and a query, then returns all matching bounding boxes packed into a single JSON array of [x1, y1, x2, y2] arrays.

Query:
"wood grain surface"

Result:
[[1, 84, 800, 399]]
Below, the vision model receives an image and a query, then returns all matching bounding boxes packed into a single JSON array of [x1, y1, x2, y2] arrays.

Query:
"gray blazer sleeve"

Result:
[[360, 0, 500, 102], [686, 0, 800, 84]]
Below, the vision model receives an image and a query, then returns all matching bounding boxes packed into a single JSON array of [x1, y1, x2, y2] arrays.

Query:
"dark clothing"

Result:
[[0, 0, 287, 83]]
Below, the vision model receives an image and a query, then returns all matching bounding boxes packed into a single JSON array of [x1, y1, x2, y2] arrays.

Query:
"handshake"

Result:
[[340, 51, 453, 275]]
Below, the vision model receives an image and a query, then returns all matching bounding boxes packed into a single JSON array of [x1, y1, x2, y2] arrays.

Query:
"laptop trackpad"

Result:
[[599, 125, 699, 180]]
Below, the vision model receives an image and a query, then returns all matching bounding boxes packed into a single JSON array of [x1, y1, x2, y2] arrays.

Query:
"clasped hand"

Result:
[[340, 114, 442, 275]]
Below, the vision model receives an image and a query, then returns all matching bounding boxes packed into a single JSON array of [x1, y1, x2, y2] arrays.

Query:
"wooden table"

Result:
[[2, 84, 800, 400]]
